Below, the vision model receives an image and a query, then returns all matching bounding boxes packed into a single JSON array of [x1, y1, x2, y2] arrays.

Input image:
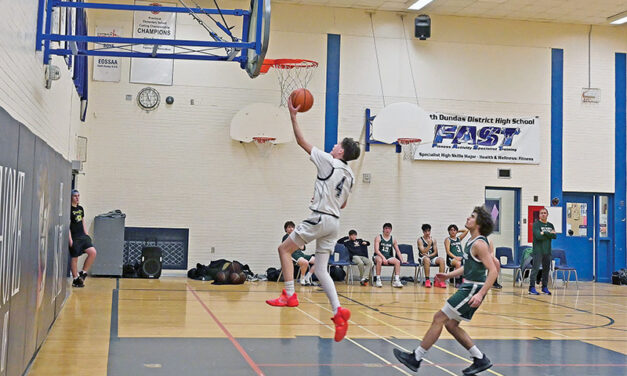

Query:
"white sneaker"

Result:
[[375, 277, 383, 288], [300, 279, 309, 286], [392, 279, 403, 288]]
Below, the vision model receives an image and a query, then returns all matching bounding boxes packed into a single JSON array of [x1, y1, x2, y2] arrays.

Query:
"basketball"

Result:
[[215, 271, 227, 283], [290, 88, 314, 112]]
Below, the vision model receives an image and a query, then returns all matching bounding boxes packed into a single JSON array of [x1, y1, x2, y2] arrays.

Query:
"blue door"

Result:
[[596, 195, 613, 283], [555, 193, 594, 281]]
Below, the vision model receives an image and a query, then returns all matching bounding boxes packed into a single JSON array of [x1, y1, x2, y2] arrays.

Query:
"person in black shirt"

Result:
[[337, 230, 371, 285], [69, 190, 97, 287]]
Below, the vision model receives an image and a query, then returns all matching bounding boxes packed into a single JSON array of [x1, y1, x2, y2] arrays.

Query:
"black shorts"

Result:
[[70, 235, 93, 258]]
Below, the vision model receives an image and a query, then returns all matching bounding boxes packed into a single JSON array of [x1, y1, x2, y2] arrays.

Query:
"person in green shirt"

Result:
[[529, 207, 556, 295]]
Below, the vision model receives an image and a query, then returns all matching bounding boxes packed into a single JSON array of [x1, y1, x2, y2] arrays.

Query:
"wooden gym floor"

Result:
[[27, 276, 626, 375]]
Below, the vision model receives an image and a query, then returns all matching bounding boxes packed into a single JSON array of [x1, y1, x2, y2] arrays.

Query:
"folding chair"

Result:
[[398, 244, 422, 284], [495, 247, 522, 286], [552, 248, 579, 289], [329, 243, 356, 284]]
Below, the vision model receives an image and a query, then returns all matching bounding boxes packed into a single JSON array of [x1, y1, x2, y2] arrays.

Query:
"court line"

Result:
[[293, 306, 417, 376], [301, 297, 459, 376], [186, 284, 265, 376], [355, 309, 506, 376], [256, 362, 627, 368]]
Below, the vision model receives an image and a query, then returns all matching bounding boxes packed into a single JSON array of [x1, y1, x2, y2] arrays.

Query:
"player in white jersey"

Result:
[[266, 96, 361, 342]]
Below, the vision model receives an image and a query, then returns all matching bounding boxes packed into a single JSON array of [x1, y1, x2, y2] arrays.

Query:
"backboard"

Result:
[[230, 103, 293, 143], [371, 102, 432, 144]]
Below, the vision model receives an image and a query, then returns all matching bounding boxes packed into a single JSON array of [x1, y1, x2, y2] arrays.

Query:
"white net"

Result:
[[263, 59, 318, 107], [397, 138, 421, 160], [253, 137, 276, 157]]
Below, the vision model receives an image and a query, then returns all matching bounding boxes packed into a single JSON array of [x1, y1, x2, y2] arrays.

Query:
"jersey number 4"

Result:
[[335, 177, 346, 197]]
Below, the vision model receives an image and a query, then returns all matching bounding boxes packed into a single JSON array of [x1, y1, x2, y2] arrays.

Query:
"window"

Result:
[[566, 202, 587, 237]]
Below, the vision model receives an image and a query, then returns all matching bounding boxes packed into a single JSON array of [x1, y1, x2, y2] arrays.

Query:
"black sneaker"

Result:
[[72, 277, 84, 288], [393, 348, 422, 372], [79, 271, 88, 281], [493, 282, 502, 289], [462, 355, 492, 375]]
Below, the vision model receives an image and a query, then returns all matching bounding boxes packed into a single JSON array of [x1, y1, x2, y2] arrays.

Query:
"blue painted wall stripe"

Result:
[[615, 53, 626, 270], [324, 34, 340, 153], [550, 49, 564, 205]]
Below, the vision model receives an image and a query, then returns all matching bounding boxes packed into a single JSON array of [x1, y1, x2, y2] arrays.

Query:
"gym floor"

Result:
[[27, 277, 626, 375]]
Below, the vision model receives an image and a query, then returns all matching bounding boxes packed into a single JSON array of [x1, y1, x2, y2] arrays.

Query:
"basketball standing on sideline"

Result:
[[266, 95, 361, 342], [69, 190, 97, 287], [394, 206, 498, 375]]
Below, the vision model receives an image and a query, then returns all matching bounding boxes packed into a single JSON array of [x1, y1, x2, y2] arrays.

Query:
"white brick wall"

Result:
[[0, 0, 82, 160], [76, 4, 624, 273]]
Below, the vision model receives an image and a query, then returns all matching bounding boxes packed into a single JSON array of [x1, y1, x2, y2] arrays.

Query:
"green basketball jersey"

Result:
[[448, 237, 463, 257], [379, 235, 394, 257], [462, 236, 488, 282]]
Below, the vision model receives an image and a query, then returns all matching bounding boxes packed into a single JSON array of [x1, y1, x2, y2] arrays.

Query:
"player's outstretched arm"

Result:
[[288, 96, 313, 154]]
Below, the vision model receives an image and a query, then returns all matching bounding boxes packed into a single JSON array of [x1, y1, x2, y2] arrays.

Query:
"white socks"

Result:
[[313, 252, 341, 315], [284, 281, 295, 296], [469, 345, 483, 359], [414, 346, 427, 361]]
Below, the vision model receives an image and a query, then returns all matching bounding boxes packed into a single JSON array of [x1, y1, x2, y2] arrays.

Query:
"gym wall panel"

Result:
[[0, 108, 19, 376], [79, 5, 625, 273], [8, 123, 36, 376]]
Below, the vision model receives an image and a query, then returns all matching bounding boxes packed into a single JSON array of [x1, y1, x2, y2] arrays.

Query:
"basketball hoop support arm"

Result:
[[36, 0, 262, 65]]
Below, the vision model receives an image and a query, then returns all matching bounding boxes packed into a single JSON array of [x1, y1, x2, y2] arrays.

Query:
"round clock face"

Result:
[[137, 87, 160, 111]]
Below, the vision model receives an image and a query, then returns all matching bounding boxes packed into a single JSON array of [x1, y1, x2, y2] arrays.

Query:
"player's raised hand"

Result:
[[288, 95, 301, 117]]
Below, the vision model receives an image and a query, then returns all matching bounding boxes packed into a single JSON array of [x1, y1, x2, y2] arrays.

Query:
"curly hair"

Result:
[[473, 206, 494, 236]]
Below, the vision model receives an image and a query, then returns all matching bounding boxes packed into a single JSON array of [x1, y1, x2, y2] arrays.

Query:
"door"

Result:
[[559, 193, 594, 280], [485, 188, 521, 256], [596, 195, 613, 283]]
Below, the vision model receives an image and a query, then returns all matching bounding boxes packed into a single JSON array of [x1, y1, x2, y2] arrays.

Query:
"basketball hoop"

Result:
[[260, 59, 318, 107], [252, 136, 276, 157], [397, 138, 421, 160]]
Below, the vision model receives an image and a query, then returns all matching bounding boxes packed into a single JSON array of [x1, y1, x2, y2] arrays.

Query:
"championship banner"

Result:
[[130, 1, 176, 86], [93, 27, 123, 82], [413, 112, 540, 164]]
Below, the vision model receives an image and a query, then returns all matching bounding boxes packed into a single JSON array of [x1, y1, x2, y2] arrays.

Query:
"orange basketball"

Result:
[[290, 88, 314, 112]]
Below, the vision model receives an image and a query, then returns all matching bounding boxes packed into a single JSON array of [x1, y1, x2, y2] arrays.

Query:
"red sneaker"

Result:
[[437, 281, 447, 288], [424, 279, 432, 288], [331, 307, 351, 342], [266, 289, 299, 307]]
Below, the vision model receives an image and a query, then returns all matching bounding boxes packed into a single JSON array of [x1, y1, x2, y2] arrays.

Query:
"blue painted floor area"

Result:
[[108, 336, 627, 376]]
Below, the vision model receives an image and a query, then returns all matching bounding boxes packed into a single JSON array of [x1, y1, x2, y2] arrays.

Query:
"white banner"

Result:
[[130, 1, 176, 86], [93, 27, 123, 82], [413, 113, 540, 164]]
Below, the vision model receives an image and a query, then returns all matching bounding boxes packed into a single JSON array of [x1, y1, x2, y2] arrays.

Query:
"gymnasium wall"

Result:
[[0, 107, 72, 376], [0, 1, 83, 161], [78, 1, 626, 273], [0, 2, 81, 375]]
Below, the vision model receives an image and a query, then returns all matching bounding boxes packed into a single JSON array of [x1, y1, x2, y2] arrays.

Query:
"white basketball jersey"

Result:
[[308, 147, 355, 218]]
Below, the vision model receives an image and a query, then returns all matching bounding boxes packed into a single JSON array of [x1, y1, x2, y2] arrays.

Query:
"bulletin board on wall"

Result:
[[566, 202, 588, 236]]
